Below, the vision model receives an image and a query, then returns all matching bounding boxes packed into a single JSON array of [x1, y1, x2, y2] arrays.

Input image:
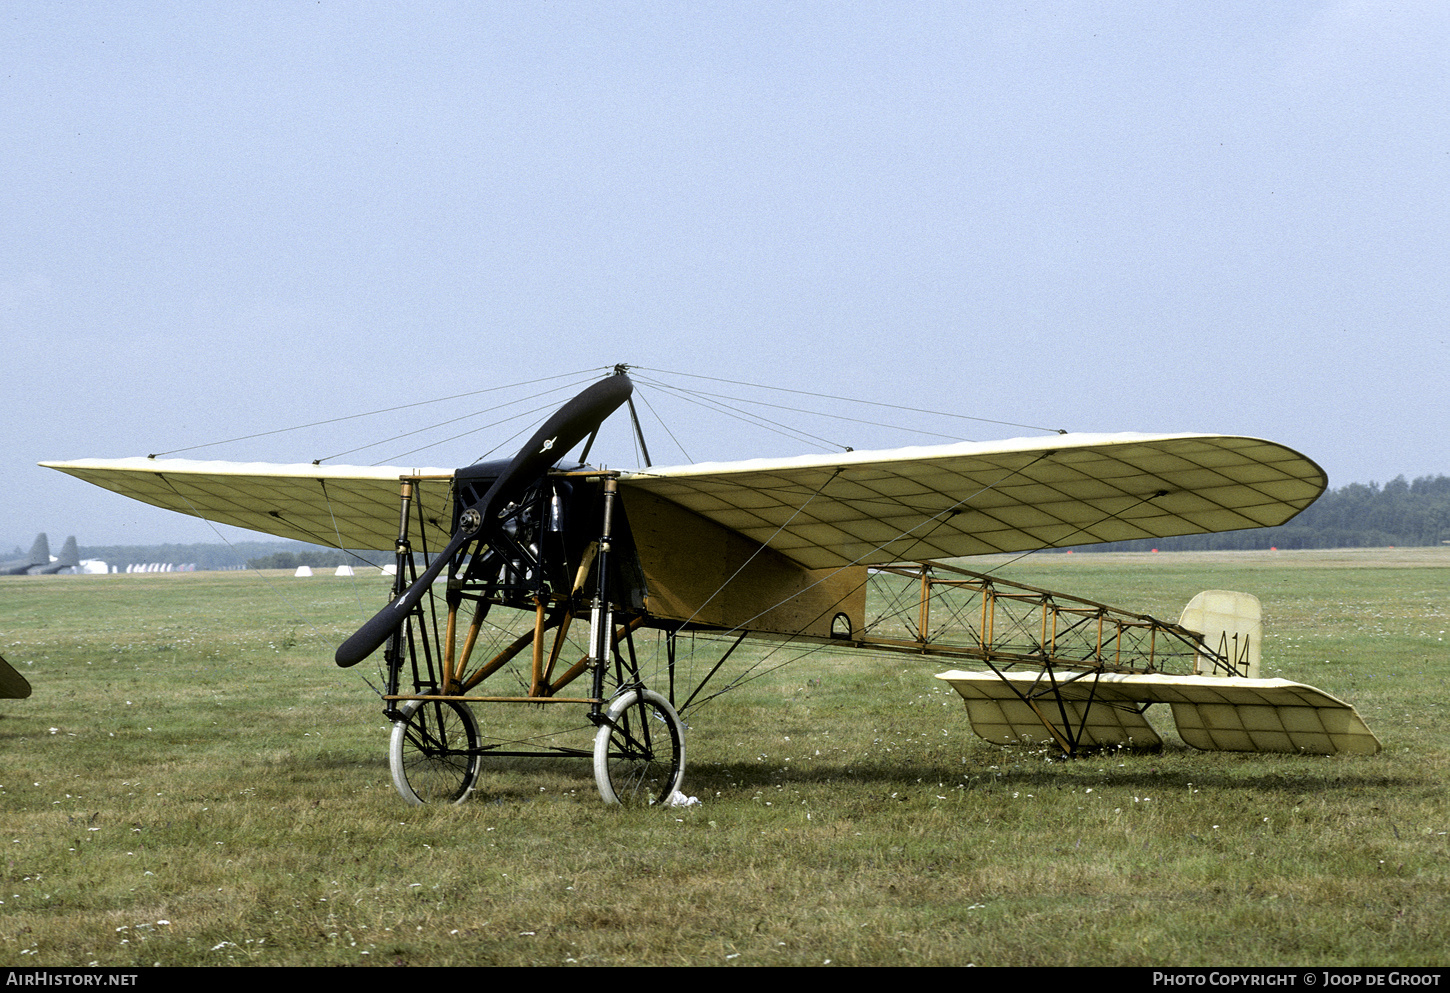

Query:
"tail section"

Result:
[[1179, 591, 1261, 678], [937, 587, 1380, 757], [30, 536, 81, 574], [55, 536, 79, 569], [27, 533, 50, 567]]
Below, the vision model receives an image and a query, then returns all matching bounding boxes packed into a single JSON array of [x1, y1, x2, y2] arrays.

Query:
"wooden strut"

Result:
[[551, 617, 646, 696], [1022, 697, 1075, 754], [455, 599, 487, 689], [862, 560, 1212, 676], [461, 626, 543, 693], [438, 608, 646, 699], [878, 560, 1202, 755], [429, 518, 624, 700], [543, 608, 575, 688], [530, 597, 548, 697], [443, 602, 459, 693]]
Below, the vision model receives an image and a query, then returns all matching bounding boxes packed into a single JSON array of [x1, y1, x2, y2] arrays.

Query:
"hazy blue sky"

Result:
[[4, 2, 1447, 548]]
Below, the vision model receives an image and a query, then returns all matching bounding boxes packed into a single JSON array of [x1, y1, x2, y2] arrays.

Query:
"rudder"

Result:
[[1179, 590, 1261, 677]]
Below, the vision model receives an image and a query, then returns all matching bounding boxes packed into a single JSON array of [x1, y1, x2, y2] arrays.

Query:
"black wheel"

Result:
[[389, 698, 482, 805], [592, 688, 686, 805]]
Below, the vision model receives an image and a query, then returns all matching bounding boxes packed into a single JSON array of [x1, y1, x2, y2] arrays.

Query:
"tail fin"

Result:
[[55, 536, 79, 569], [1179, 591, 1261, 678], [27, 533, 49, 566]]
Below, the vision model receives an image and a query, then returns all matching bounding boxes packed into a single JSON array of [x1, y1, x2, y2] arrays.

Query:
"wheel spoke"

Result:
[[593, 688, 685, 805], [390, 699, 482, 805]]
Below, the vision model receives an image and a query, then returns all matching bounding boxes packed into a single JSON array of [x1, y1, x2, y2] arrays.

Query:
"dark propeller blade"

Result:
[[334, 373, 634, 668]]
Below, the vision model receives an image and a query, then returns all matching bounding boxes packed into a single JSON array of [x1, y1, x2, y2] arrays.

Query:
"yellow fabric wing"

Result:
[[617, 433, 1326, 569], [40, 458, 457, 552], [45, 433, 1324, 566]]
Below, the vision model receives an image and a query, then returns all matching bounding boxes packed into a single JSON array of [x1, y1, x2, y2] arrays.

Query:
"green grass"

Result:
[[1, 550, 1448, 966]]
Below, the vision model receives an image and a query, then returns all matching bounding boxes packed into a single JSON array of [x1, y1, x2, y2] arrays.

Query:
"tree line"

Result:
[[64, 541, 391, 572], [243, 549, 392, 571]]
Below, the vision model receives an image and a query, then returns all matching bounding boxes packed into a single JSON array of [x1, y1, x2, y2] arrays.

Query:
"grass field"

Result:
[[1, 548, 1447, 967]]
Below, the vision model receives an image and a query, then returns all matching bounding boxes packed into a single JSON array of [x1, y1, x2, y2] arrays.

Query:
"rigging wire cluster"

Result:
[[144, 363, 1067, 471]]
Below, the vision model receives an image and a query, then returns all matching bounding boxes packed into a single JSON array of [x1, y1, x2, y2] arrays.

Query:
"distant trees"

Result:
[[244, 550, 373, 570], [76, 541, 273, 571], [74, 540, 390, 572]]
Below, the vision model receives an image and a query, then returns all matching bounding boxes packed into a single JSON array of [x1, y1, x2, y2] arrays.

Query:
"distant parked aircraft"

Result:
[[1, 534, 50, 575], [29, 536, 80, 575], [0, 534, 83, 575]]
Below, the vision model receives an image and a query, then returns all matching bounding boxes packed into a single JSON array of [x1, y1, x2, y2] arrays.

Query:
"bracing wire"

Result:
[[146, 369, 601, 460], [675, 452, 1060, 712], [145, 362, 1058, 474], [342, 376, 607, 465], [629, 374, 853, 453], [632, 365, 1068, 437], [629, 387, 693, 463], [633, 374, 968, 449], [153, 473, 389, 693]]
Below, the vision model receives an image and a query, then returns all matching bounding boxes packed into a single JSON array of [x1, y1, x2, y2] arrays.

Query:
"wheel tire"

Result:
[[593, 687, 686, 806], [389, 698, 482, 805]]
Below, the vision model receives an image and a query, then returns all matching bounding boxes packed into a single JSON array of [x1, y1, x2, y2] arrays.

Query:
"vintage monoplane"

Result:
[[42, 368, 1380, 805]]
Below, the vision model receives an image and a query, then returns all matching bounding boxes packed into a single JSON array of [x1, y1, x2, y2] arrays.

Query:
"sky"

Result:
[[3, 1, 1447, 549]]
